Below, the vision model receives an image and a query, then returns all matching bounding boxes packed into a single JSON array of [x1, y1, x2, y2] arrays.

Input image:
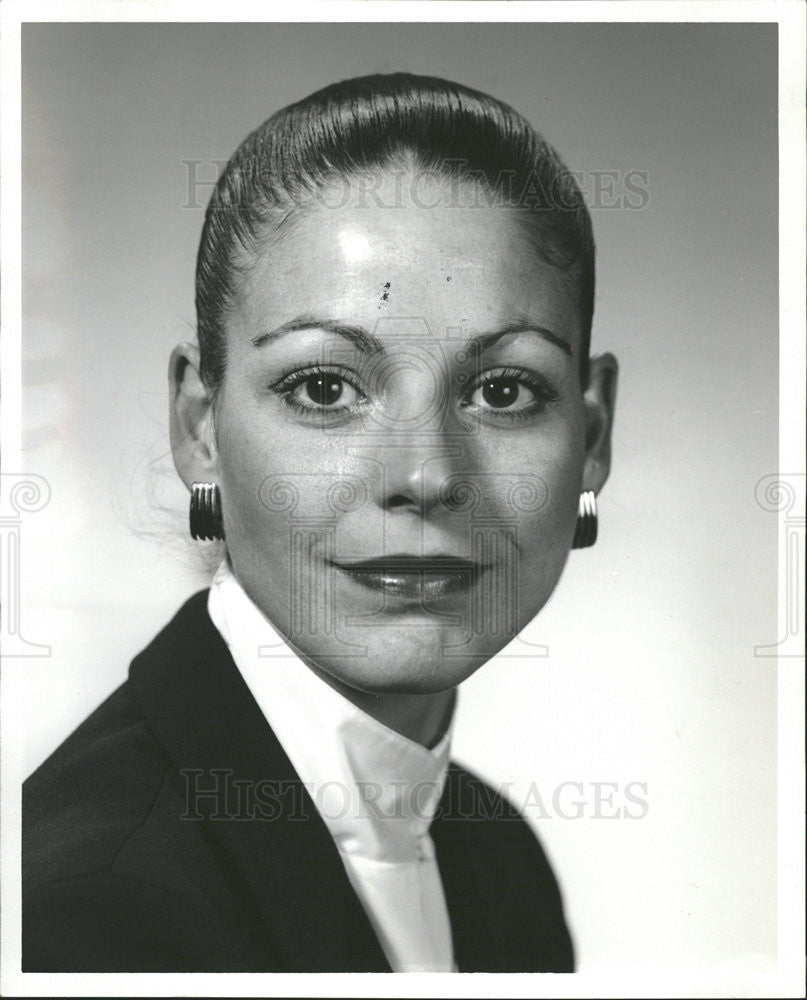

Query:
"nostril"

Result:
[[374, 445, 460, 515], [384, 492, 421, 511]]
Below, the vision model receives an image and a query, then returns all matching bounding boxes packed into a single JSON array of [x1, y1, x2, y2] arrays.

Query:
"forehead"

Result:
[[230, 172, 582, 344]]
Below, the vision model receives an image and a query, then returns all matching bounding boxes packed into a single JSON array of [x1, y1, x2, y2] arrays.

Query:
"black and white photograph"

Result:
[[1, 2, 804, 997]]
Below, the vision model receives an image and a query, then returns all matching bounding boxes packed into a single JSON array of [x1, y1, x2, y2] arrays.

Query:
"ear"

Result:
[[168, 342, 218, 491], [581, 352, 618, 494]]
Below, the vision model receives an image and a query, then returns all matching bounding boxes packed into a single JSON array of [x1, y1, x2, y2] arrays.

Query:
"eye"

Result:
[[474, 375, 531, 410], [271, 365, 367, 417], [293, 372, 359, 408], [463, 367, 559, 417]]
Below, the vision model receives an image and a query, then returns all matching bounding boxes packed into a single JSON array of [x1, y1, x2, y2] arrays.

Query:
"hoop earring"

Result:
[[572, 490, 597, 549], [189, 482, 225, 541]]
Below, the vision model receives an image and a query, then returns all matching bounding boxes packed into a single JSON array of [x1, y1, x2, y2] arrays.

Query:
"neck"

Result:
[[353, 686, 457, 750], [301, 656, 457, 749], [222, 560, 456, 748]]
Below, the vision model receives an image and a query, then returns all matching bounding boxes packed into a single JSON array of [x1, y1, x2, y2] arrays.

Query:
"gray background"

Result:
[[21, 22, 778, 971]]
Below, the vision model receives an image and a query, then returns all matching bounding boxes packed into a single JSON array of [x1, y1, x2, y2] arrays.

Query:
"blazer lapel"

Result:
[[129, 590, 390, 972], [432, 765, 499, 972]]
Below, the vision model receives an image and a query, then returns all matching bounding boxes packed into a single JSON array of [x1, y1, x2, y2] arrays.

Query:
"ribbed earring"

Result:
[[189, 482, 225, 541], [571, 490, 597, 549]]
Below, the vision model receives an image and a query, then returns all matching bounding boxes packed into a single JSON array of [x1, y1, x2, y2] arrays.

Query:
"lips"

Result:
[[331, 553, 483, 601]]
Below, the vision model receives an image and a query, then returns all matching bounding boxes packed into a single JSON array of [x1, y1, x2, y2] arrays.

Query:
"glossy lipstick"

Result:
[[332, 554, 482, 601]]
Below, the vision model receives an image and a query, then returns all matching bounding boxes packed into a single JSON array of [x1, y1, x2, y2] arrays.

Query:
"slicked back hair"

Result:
[[196, 73, 595, 392]]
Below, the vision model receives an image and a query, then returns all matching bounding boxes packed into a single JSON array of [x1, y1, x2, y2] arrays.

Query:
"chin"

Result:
[[337, 665, 472, 697], [303, 624, 506, 697]]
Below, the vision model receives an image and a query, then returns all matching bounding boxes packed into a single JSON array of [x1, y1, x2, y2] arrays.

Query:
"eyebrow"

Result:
[[251, 316, 384, 354], [250, 315, 575, 356], [467, 322, 575, 357]]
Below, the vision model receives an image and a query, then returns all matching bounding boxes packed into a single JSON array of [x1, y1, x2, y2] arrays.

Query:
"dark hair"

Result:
[[196, 73, 595, 391]]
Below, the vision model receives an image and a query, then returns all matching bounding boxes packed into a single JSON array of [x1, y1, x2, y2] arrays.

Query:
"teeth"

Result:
[[336, 558, 476, 571], [335, 564, 479, 600]]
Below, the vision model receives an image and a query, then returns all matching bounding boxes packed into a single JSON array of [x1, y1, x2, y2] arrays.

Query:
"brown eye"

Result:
[[481, 377, 522, 409], [282, 368, 363, 411], [304, 374, 344, 406], [461, 366, 559, 421], [471, 375, 537, 412]]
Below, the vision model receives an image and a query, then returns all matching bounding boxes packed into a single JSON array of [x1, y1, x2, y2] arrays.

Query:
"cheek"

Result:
[[214, 404, 352, 567], [479, 407, 584, 502], [212, 395, 292, 566], [480, 417, 584, 583]]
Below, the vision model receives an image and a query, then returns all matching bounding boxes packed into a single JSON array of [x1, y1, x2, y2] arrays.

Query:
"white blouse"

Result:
[[207, 560, 456, 972]]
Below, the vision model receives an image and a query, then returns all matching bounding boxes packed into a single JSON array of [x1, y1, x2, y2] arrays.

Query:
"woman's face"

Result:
[[207, 173, 594, 694]]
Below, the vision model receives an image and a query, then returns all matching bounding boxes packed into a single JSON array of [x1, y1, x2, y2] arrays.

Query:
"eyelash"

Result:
[[461, 366, 561, 423], [271, 365, 368, 421], [269, 364, 560, 423]]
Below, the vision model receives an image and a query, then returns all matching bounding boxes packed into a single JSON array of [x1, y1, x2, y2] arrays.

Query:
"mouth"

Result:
[[331, 553, 484, 601]]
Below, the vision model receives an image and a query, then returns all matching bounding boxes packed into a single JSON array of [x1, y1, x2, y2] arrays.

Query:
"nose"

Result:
[[359, 347, 468, 517], [363, 384, 466, 516], [374, 434, 461, 516]]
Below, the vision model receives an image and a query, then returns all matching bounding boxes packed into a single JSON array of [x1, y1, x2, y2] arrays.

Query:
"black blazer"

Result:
[[23, 591, 575, 972]]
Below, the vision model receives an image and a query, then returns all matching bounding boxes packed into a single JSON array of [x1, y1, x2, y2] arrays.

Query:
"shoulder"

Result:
[[23, 680, 172, 890], [24, 586, 215, 871], [434, 761, 575, 972], [438, 763, 555, 885], [22, 593, 250, 971]]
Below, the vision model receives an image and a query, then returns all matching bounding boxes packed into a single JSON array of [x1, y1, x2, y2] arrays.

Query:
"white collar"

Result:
[[207, 560, 454, 864]]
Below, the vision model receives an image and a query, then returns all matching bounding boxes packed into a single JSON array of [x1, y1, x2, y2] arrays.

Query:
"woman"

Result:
[[23, 73, 617, 973]]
